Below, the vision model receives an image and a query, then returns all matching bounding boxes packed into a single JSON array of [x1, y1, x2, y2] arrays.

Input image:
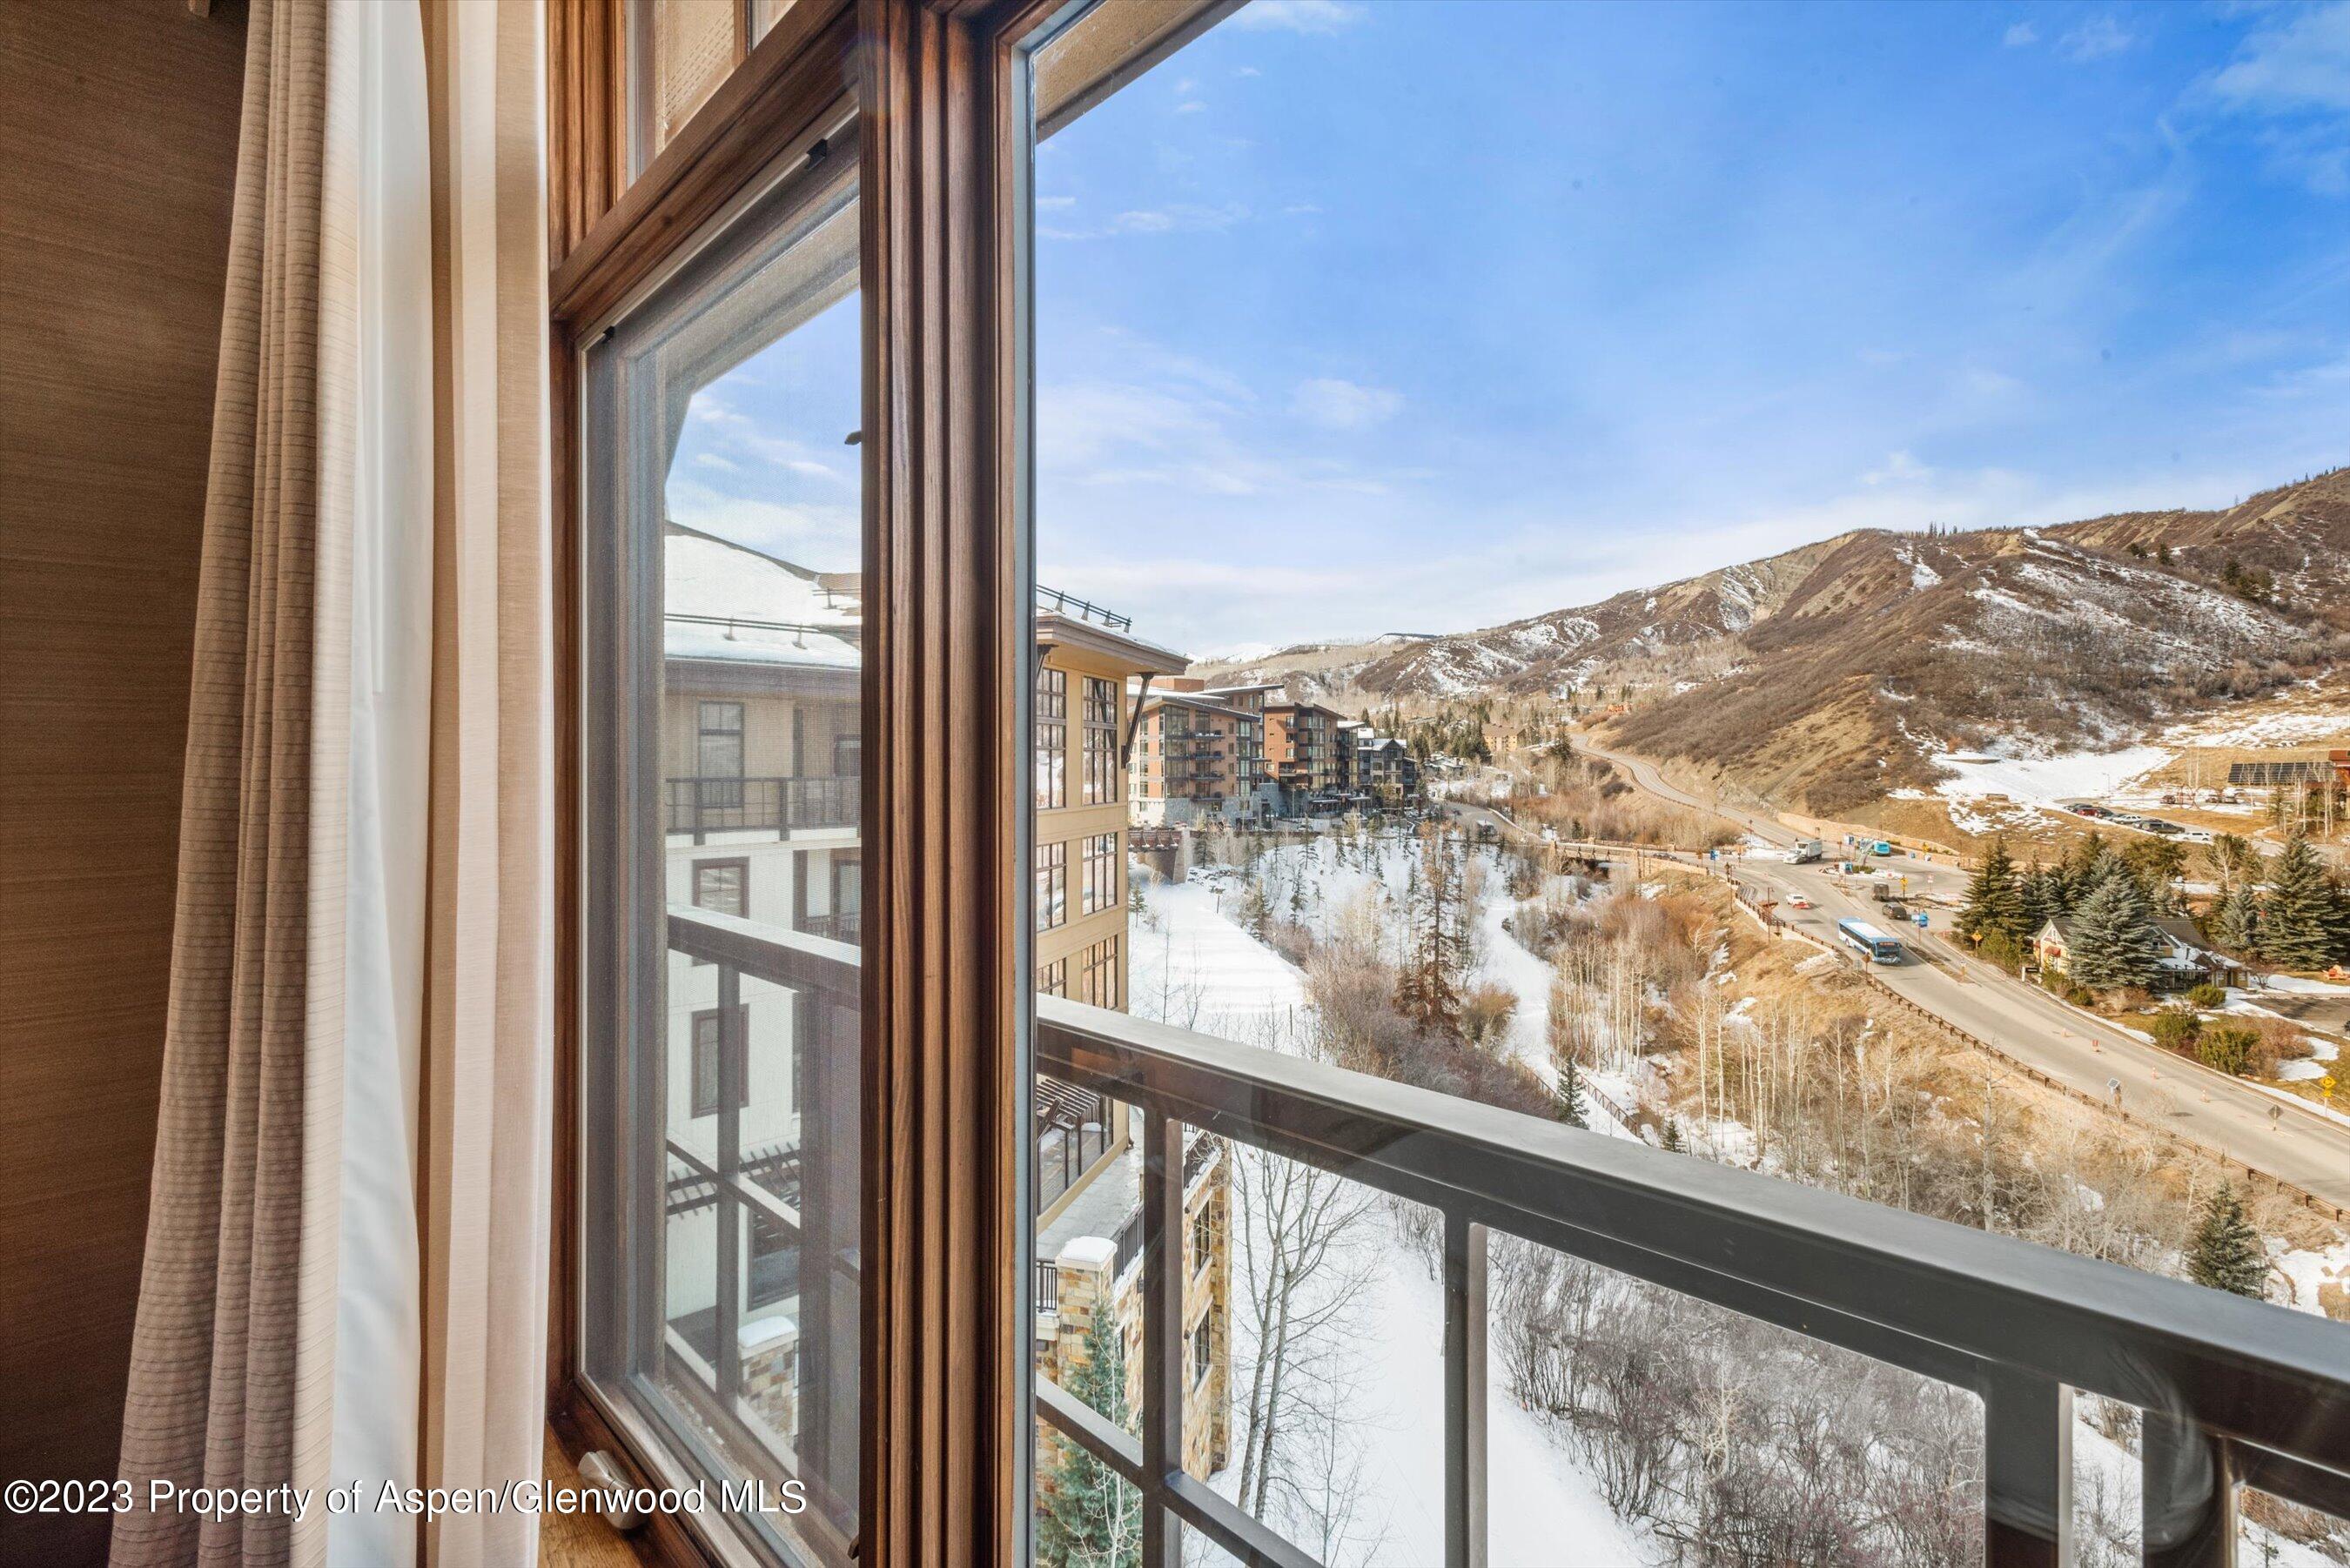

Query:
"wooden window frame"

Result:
[[692, 855, 750, 917], [547, 1, 1231, 1563]]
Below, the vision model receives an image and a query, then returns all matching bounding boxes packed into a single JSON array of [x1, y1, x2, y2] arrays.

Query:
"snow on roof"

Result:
[[1055, 1236, 1118, 1270], [665, 524, 862, 671]]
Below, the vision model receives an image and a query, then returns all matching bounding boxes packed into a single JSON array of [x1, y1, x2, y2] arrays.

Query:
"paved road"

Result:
[[1468, 750, 2350, 1208], [1738, 856, 2350, 1210]]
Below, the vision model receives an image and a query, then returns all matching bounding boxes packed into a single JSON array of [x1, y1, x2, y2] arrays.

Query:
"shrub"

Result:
[[1459, 983, 1520, 1050], [2186, 983, 2226, 1009], [2147, 1012, 2202, 1052], [2197, 1024, 2261, 1076]]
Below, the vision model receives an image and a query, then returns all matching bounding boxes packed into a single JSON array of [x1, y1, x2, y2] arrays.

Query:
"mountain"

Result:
[[1192, 469, 2350, 815]]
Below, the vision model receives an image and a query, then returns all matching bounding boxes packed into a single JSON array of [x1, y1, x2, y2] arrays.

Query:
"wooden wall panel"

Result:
[[0, 3, 247, 1562]]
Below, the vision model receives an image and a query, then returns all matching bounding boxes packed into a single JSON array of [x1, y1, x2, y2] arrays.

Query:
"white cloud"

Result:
[[2209, 2, 2350, 112], [693, 452, 741, 473], [1862, 450, 1930, 486], [2003, 20, 2038, 48], [2056, 15, 2135, 61], [1227, 0, 1364, 36], [1290, 377, 1403, 430], [1046, 203, 1248, 240], [2200, 2, 2350, 193], [1177, 100, 1208, 114], [1037, 194, 1077, 210]]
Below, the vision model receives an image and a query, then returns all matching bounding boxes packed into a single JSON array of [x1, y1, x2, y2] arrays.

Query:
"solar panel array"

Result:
[[2226, 761, 2335, 786]]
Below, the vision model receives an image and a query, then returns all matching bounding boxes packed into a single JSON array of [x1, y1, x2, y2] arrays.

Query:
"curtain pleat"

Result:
[[111, 0, 348, 1564], [417, 6, 555, 1565]]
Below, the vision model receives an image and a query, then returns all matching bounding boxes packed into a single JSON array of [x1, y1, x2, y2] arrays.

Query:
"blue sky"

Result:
[[675, 1, 2350, 661]]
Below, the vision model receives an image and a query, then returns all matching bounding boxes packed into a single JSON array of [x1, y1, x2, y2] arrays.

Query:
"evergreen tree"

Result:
[[1958, 838, 2024, 946], [2185, 1183, 2266, 1300], [1659, 1117, 1684, 1153], [2064, 863, 2163, 990], [2119, 838, 2189, 915], [1394, 826, 1468, 1036], [2212, 881, 2262, 959], [1557, 1055, 1588, 1129], [2261, 834, 2342, 971], [1037, 1303, 1141, 1568], [2017, 860, 2065, 935]]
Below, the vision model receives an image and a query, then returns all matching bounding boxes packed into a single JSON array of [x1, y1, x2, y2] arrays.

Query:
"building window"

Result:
[[1080, 832, 1118, 916], [1035, 841, 1066, 931], [1036, 958, 1067, 998], [689, 1006, 750, 1118], [1082, 676, 1118, 804], [698, 700, 745, 801], [693, 857, 749, 918], [1077, 935, 1118, 1009], [833, 732, 862, 778], [1035, 665, 1066, 809], [1191, 1203, 1212, 1281], [1190, 1317, 1212, 1391]]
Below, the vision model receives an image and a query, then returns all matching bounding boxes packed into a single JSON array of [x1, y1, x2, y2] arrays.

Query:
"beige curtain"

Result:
[[111, 1, 347, 1563], [416, 4, 554, 1566], [114, 1, 554, 1564]]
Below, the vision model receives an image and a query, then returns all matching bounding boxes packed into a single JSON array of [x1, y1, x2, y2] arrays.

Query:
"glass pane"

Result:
[[1021, 1, 2350, 1564], [584, 146, 860, 1566]]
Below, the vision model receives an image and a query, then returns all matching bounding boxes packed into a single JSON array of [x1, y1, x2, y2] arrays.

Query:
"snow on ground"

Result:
[[2163, 709, 2350, 748], [1130, 876, 1311, 1040], [2262, 975, 2350, 996], [1926, 745, 2170, 804], [1136, 845, 1652, 1565]]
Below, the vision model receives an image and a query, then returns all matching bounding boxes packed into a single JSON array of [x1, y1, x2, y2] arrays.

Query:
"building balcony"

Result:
[[666, 774, 860, 839], [668, 905, 2350, 1568]]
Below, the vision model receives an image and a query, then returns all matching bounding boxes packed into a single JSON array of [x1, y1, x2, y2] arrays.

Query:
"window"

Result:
[[698, 699, 745, 806], [1075, 935, 1118, 1010], [690, 1006, 750, 1117], [1081, 675, 1118, 804], [1190, 1203, 1212, 1282], [629, 0, 799, 174], [580, 137, 859, 1565], [1079, 831, 1117, 916], [693, 857, 748, 918], [1036, 957, 1066, 998], [1034, 841, 1065, 931], [1190, 1317, 1211, 1392], [1019, 5, 2350, 1565], [1034, 665, 1065, 809], [832, 732, 860, 778]]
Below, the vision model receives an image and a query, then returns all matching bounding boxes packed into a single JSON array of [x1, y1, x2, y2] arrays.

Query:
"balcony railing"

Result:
[[1036, 583, 1132, 632], [666, 774, 859, 839], [1032, 995, 2350, 1568], [801, 908, 861, 945], [663, 907, 864, 1554], [660, 908, 2350, 1568]]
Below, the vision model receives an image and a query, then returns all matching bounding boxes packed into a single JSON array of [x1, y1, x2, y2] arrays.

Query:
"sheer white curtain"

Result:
[[325, 2, 434, 1565]]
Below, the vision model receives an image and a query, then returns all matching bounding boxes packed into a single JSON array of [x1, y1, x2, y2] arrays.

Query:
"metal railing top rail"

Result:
[[1033, 995, 2350, 1524], [668, 904, 860, 990], [1035, 583, 1133, 632]]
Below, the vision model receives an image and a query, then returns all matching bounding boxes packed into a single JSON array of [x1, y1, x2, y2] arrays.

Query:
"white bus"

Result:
[[1836, 916, 1904, 964]]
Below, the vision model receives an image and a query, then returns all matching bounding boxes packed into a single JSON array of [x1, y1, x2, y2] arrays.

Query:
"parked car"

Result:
[[1788, 895, 1814, 909]]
